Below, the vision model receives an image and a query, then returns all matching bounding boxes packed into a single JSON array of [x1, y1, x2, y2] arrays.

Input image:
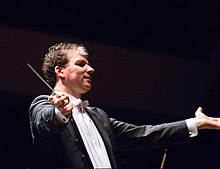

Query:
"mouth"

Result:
[[84, 76, 91, 83]]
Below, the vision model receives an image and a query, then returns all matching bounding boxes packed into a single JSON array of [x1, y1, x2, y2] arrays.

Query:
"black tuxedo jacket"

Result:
[[29, 95, 191, 169]]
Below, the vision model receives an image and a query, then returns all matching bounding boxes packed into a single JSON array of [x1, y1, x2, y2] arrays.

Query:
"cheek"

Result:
[[71, 72, 84, 81], [67, 68, 79, 76], [65, 68, 85, 80]]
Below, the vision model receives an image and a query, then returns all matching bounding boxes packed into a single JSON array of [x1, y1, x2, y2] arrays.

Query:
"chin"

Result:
[[83, 86, 92, 93]]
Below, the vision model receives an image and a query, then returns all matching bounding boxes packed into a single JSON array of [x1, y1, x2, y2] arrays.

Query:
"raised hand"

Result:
[[194, 107, 220, 130], [48, 91, 73, 117]]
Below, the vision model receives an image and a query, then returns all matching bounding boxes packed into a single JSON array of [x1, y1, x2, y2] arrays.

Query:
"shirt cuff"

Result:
[[55, 108, 69, 123], [185, 118, 198, 137]]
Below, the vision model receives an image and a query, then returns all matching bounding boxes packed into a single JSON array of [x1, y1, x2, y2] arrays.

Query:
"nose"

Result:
[[86, 64, 95, 74]]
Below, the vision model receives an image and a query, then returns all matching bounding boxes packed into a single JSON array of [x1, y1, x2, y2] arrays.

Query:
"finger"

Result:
[[58, 103, 73, 115], [195, 107, 207, 118], [48, 96, 54, 103], [197, 107, 203, 112], [59, 95, 69, 105], [63, 104, 74, 114], [63, 99, 69, 105], [55, 96, 70, 109], [209, 117, 219, 122]]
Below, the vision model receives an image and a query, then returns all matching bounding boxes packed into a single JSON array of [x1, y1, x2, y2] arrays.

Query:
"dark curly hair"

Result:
[[42, 42, 89, 88]]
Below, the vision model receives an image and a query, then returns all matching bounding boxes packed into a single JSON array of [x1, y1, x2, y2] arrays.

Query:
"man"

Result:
[[29, 42, 220, 169]]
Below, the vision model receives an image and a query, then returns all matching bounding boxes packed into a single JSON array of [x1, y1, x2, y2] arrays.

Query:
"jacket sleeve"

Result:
[[110, 118, 191, 151], [29, 95, 67, 137]]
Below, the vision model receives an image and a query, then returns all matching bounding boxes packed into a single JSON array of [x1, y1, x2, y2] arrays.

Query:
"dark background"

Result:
[[1, 1, 220, 168]]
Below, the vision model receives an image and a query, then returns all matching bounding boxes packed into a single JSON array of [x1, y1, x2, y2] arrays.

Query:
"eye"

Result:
[[76, 61, 86, 67]]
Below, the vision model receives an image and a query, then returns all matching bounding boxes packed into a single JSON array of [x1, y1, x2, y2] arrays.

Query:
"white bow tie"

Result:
[[73, 99, 89, 108]]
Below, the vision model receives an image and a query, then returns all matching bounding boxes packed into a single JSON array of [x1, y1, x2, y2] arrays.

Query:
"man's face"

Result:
[[62, 49, 94, 96]]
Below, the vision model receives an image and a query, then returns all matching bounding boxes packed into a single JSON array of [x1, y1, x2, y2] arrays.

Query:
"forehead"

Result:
[[66, 49, 88, 62]]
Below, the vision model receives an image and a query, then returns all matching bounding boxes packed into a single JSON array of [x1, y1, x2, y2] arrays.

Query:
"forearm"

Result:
[[29, 95, 67, 137], [111, 119, 191, 151]]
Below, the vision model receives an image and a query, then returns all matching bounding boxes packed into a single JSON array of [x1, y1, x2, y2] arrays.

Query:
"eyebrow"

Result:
[[75, 59, 89, 64]]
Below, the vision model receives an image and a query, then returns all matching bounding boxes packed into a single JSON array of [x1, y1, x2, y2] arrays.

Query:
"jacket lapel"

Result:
[[85, 107, 112, 148], [84, 107, 118, 168]]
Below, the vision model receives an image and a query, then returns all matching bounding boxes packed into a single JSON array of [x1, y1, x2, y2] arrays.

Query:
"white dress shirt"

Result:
[[55, 95, 111, 168]]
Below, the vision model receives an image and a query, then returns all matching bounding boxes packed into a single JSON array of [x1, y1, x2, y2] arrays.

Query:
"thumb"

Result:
[[197, 107, 203, 112], [48, 96, 54, 103], [195, 107, 207, 118]]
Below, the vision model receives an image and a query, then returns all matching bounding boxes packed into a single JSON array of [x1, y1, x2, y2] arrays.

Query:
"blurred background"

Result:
[[1, 1, 220, 168]]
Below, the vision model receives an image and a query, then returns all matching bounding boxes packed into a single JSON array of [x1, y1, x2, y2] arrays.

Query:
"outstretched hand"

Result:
[[194, 107, 220, 130]]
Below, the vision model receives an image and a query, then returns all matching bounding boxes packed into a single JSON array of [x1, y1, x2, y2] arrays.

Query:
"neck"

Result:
[[54, 84, 82, 99]]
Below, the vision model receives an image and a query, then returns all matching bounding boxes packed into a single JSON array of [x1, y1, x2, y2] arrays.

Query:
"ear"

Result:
[[55, 66, 65, 78]]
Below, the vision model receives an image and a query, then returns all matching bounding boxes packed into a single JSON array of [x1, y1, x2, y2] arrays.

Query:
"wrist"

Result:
[[194, 117, 205, 130]]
